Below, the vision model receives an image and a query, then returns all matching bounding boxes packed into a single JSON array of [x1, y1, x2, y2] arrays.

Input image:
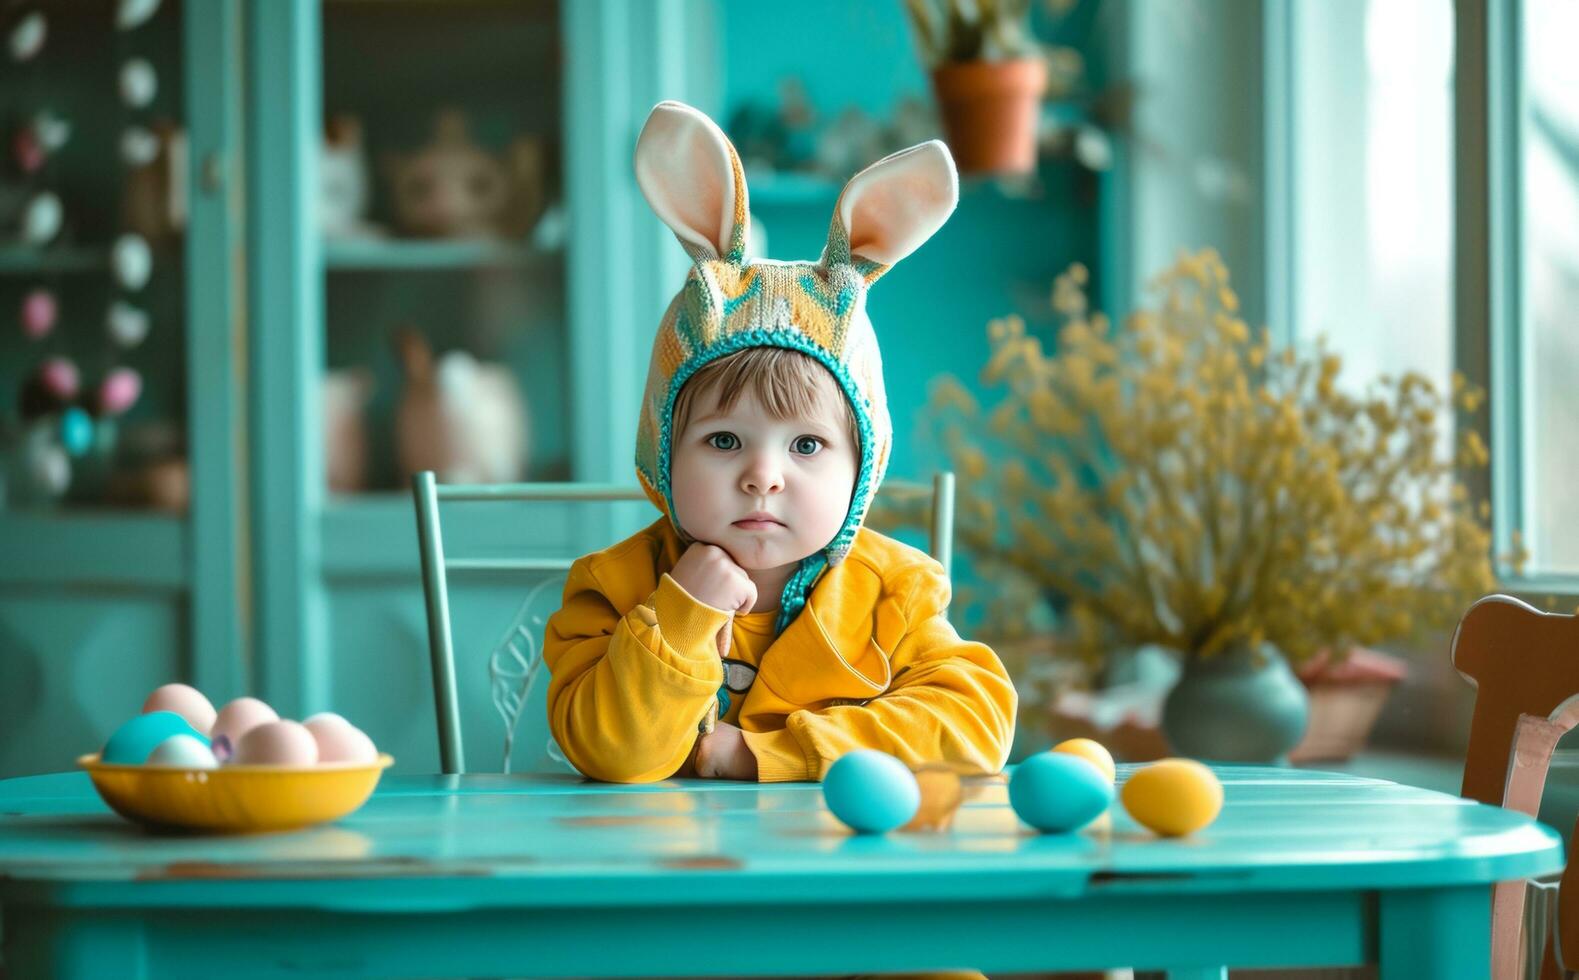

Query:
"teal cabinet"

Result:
[[0, 0, 716, 778]]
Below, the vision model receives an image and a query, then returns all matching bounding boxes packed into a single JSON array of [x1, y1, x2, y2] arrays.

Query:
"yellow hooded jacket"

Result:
[[544, 517, 1017, 783]]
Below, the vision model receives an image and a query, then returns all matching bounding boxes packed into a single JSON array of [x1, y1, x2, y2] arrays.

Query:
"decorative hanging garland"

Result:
[[3, 0, 160, 508]]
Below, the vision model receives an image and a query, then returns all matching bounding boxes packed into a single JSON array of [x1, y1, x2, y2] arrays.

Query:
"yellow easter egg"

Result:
[[1052, 737, 1116, 782], [1120, 758, 1223, 837]]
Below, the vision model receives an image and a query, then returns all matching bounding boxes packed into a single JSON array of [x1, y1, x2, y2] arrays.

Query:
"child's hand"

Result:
[[670, 543, 757, 615], [693, 722, 758, 781]]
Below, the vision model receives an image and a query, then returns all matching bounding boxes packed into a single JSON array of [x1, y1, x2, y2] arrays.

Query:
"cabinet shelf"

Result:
[[323, 239, 560, 272], [0, 245, 108, 276], [0, 510, 187, 588]]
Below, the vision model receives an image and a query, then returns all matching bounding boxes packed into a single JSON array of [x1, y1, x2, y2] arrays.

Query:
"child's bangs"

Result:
[[675, 348, 857, 442]]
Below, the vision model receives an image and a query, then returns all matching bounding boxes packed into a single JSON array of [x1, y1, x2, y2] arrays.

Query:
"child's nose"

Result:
[[739, 453, 784, 496]]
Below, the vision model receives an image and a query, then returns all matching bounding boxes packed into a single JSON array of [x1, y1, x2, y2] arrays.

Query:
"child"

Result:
[[543, 101, 1017, 785]]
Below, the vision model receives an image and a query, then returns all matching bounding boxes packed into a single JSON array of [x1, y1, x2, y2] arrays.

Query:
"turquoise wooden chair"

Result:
[[412, 470, 956, 776]]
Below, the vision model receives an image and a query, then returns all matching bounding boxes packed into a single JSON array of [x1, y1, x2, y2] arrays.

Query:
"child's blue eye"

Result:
[[793, 436, 823, 456], [707, 433, 740, 451]]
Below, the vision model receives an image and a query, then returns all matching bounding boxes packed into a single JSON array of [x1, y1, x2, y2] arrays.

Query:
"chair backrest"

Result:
[[412, 470, 956, 776], [1452, 593, 1579, 980]]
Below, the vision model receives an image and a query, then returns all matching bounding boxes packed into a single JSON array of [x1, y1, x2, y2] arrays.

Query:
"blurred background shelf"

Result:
[[323, 238, 561, 271], [0, 245, 109, 275], [0, 510, 186, 588]]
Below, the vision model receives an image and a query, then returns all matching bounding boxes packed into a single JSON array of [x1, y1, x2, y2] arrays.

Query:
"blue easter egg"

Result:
[[59, 407, 94, 458], [101, 711, 206, 764], [822, 749, 920, 834], [1009, 751, 1115, 833]]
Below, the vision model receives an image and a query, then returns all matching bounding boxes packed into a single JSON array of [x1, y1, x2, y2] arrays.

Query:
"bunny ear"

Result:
[[822, 140, 958, 284], [633, 101, 750, 263]]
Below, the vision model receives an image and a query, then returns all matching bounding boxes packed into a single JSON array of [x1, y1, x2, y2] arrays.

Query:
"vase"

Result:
[[930, 58, 1047, 176], [1161, 642, 1311, 764]]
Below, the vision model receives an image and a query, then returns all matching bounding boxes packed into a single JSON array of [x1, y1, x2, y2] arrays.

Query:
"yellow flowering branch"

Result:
[[916, 249, 1516, 666]]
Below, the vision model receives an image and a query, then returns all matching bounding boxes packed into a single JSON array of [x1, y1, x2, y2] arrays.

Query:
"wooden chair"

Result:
[[411, 470, 956, 776], [1453, 593, 1579, 979]]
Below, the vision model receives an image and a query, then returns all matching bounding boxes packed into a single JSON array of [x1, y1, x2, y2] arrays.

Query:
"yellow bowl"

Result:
[[78, 753, 394, 834]]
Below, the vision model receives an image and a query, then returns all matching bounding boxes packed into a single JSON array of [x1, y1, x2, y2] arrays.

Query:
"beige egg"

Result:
[[210, 697, 279, 748], [141, 683, 217, 736], [233, 720, 319, 766], [305, 716, 377, 764]]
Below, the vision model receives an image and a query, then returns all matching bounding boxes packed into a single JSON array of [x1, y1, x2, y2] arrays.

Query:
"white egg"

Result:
[[112, 234, 152, 291], [120, 126, 159, 166], [107, 301, 150, 348], [33, 111, 70, 152], [117, 0, 163, 31], [26, 440, 69, 497], [146, 734, 218, 769], [119, 59, 158, 108], [9, 13, 45, 62], [21, 192, 62, 245]]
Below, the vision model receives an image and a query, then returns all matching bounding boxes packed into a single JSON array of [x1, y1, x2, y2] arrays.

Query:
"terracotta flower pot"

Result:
[[930, 58, 1047, 176]]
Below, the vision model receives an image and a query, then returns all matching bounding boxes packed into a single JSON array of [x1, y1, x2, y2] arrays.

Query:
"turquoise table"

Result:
[[0, 765, 1562, 978]]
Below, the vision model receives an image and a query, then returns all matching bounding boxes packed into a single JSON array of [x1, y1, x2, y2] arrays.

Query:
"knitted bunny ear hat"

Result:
[[632, 100, 959, 632]]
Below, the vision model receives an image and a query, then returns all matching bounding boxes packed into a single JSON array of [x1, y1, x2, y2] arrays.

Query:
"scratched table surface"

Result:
[[0, 765, 1562, 979]]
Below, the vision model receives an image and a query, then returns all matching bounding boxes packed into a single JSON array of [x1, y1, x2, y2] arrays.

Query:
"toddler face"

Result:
[[670, 374, 858, 573]]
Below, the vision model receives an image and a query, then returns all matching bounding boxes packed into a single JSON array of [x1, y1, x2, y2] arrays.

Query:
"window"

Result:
[[1520, 0, 1579, 576], [1287, 0, 1455, 402], [1283, 0, 1579, 586]]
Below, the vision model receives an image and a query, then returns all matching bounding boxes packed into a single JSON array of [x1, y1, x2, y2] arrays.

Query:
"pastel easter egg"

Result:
[[21, 192, 62, 245], [101, 710, 204, 764], [25, 440, 69, 497], [210, 696, 278, 748], [1009, 751, 1114, 833], [97, 368, 142, 416], [1120, 758, 1224, 837], [119, 59, 157, 108], [117, 0, 163, 30], [9, 12, 45, 62], [106, 301, 150, 348], [822, 750, 920, 835], [21, 289, 57, 339], [141, 683, 216, 736], [146, 733, 218, 769], [112, 234, 152, 290], [305, 716, 377, 764], [12, 126, 44, 174], [38, 358, 79, 401], [59, 407, 93, 457], [234, 720, 319, 766], [33, 111, 70, 152], [120, 126, 159, 166], [1052, 737, 1116, 782]]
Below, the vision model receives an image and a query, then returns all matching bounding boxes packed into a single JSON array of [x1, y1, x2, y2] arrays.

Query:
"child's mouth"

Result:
[[732, 519, 783, 530]]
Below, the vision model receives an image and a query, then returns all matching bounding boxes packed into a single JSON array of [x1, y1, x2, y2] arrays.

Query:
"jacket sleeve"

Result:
[[742, 560, 1018, 782], [544, 559, 729, 783]]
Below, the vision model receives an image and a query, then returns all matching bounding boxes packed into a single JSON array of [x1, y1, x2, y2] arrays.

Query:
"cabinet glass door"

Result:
[[318, 0, 567, 501]]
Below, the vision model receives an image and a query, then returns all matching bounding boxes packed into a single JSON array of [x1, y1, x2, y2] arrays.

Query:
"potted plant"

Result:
[[904, 0, 1057, 175], [920, 250, 1515, 762]]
